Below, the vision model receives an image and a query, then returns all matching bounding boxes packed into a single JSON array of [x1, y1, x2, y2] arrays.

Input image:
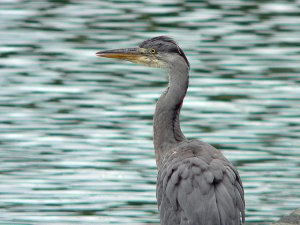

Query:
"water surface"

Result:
[[0, 0, 300, 224]]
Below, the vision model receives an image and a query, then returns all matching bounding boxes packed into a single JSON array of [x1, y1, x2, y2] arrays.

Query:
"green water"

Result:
[[0, 0, 300, 224]]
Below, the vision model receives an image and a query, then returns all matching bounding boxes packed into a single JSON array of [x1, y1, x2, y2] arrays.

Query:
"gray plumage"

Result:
[[96, 36, 245, 225], [157, 140, 245, 225]]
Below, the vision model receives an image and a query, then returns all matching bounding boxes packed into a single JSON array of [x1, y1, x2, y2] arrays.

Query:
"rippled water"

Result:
[[0, 0, 300, 224]]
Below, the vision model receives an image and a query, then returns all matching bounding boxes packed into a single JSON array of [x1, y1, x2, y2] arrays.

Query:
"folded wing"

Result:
[[157, 154, 245, 225]]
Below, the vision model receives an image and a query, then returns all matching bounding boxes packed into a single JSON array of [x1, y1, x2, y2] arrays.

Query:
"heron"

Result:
[[96, 36, 245, 225]]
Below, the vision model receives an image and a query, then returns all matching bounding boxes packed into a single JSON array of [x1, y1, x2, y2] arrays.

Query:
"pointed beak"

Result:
[[96, 48, 143, 62]]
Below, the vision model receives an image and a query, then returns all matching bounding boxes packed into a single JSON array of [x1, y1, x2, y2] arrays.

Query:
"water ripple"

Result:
[[0, 0, 299, 224]]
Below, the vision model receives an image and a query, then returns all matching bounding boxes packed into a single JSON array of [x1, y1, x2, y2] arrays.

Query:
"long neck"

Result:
[[153, 63, 189, 165]]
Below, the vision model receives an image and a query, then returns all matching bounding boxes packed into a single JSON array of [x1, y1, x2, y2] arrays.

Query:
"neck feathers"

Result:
[[153, 60, 189, 165]]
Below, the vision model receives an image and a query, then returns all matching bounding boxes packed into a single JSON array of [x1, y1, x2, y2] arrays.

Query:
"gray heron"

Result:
[[96, 36, 245, 225]]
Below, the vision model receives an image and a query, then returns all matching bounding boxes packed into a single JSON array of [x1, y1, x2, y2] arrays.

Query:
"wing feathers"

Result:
[[158, 155, 245, 225]]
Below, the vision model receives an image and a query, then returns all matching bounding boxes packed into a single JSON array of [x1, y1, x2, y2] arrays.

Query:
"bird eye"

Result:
[[151, 48, 156, 54]]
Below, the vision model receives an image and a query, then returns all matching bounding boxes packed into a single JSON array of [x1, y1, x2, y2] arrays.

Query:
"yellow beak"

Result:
[[96, 48, 143, 62], [96, 47, 162, 68]]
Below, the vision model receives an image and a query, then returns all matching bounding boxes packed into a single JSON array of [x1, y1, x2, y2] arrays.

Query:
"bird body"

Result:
[[157, 139, 245, 225], [96, 36, 245, 225]]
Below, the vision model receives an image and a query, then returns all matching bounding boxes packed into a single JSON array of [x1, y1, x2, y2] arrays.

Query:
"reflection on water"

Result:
[[0, 0, 300, 224]]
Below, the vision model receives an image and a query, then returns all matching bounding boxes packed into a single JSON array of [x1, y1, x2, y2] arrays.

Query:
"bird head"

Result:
[[96, 36, 189, 69]]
